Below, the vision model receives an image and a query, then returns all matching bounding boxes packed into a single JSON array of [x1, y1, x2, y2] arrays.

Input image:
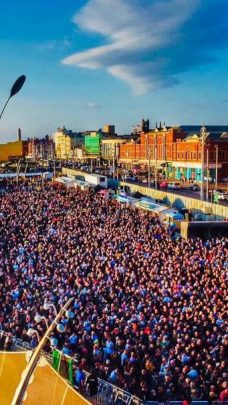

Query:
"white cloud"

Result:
[[62, 0, 200, 94], [86, 101, 101, 109]]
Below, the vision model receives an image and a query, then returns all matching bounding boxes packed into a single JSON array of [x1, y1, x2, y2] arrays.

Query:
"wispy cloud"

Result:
[[39, 39, 71, 51], [62, 0, 228, 95], [86, 101, 101, 109]]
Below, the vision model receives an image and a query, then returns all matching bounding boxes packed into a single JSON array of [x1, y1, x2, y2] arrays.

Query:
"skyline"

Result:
[[0, 0, 228, 141]]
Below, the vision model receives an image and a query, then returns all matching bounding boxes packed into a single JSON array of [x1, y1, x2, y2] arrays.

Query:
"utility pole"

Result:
[[146, 134, 150, 186], [215, 145, 218, 187], [200, 124, 207, 201], [206, 147, 209, 201], [16, 158, 22, 187], [24, 162, 29, 181], [155, 132, 158, 190], [112, 146, 115, 179], [53, 158, 56, 178]]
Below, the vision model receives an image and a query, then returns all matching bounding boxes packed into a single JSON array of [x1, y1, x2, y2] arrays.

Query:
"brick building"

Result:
[[27, 135, 55, 161], [119, 125, 228, 181]]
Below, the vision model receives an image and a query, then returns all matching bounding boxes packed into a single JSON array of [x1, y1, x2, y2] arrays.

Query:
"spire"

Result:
[[17, 128, 21, 141]]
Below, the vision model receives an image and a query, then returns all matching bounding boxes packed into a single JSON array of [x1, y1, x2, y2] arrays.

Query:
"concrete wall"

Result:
[[62, 168, 228, 219], [119, 181, 228, 219]]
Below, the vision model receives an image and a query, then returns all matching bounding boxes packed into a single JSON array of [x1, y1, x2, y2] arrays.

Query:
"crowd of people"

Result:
[[0, 180, 227, 402]]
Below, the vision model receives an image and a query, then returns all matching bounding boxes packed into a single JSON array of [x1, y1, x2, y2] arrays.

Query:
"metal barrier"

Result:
[[90, 388, 113, 405], [5, 337, 228, 405]]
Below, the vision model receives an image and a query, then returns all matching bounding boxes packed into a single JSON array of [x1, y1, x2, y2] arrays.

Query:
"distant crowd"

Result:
[[0, 180, 227, 402]]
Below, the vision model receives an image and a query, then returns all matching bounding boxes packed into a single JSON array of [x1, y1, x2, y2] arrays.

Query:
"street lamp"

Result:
[[112, 145, 116, 179], [43, 301, 74, 320], [0, 75, 26, 120], [16, 158, 22, 186], [27, 328, 40, 342], [12, 297, 74, 404], [49, 337, 58, 347], [56, 323, 65, 333], [200, 124, 208, 201], [34, 314, 48, 329], [65, 310, 74, 319], [215, 145, 218, 187], [154, 130, 158, 190], [43, 301, 58, 316], [146, 133, 151, 187]]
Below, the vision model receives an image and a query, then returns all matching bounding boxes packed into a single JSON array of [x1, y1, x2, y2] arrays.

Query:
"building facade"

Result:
[[53, 127, 84, 159], [103, 125, 115, 136], [27, 136, 55, 161], [84, 132, 102, 156], [119, 125, 228, 181], [0, 140, 28, 162], [101, 138, 126, 161]]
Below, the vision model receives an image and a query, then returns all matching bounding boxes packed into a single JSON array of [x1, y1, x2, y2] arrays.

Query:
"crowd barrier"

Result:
[[7, 325, 228, 405], [61, 168, 228, 220]]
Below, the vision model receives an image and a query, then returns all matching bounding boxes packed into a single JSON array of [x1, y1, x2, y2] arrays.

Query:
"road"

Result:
[[122, 179, 228, 206]]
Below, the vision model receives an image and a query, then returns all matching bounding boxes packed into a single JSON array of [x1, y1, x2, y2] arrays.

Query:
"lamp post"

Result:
[[34, 314, 49, 329], [200, 124, 207, 201], [146, 134, 151, 186], [215, 145, 218, 187], [24, 162, 29, 179], [206, 146, 209, 201], [12, 297, 74, 405], [0, 75, 26, 120], [43, 301, 58, 316], [16, 158, 22, 187], [154, 132, 158, 190], [112, 145, 115, 179], [27, 328, 40, 342]]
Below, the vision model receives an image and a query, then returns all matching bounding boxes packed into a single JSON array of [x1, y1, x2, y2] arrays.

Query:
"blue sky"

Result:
[[0, 0, 228, 141]]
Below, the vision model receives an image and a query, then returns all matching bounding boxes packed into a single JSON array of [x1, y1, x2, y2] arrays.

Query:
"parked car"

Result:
[[167, 182, 181, 190], [213, 189, 227, 200], [189, 184, 200, 191], [160, 181, 168, 188], [125, 176, 137, 182]]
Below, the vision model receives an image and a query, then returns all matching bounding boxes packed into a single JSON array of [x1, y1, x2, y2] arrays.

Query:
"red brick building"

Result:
[[27, 136, 55, 161], [119, 125, 228, 181]]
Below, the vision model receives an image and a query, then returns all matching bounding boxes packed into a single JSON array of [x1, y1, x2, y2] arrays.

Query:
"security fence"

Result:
[[8, 338, 228, 405]]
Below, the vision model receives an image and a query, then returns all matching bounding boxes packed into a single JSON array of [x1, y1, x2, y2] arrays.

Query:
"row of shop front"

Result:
[[120, 159, 221, 182]]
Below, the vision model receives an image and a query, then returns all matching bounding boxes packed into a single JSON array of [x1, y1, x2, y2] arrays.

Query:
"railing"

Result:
[[90, 388, 113, 405], [7, 338, 228, 405]]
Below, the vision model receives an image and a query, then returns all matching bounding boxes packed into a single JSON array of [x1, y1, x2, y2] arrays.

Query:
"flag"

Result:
[[52, 350, 74, 385], [67, 358, 74, 386], [52, 349, 61, 372]]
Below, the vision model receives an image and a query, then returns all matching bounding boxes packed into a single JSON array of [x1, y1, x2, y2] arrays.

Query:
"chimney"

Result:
[[17, 128, 22, 141]]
